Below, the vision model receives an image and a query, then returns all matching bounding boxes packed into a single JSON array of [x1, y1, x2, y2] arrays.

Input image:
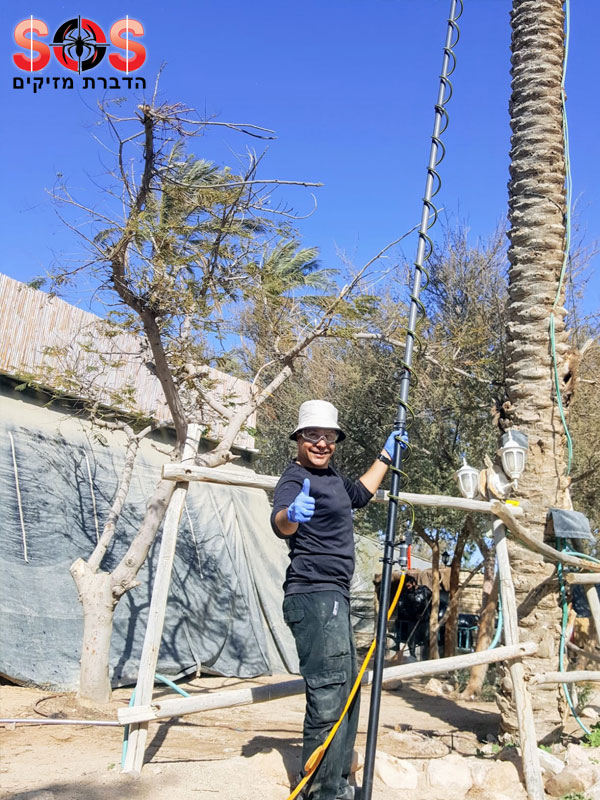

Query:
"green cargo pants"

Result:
[[283, 590, 359, 800]]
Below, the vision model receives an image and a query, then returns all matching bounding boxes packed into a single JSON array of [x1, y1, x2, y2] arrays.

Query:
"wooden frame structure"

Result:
[[120, 642, 537, 725], [121, 425, 201, 773], [565, 572, 600, 641], [121, 461, 598, 800]]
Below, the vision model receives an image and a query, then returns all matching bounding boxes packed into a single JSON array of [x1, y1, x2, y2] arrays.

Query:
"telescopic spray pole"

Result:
[[361, 2, 462, 797]]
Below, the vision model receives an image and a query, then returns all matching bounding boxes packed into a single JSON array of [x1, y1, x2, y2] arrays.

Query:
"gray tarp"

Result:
[[0, 392, 298, 689], [546, 508, 594, 542]]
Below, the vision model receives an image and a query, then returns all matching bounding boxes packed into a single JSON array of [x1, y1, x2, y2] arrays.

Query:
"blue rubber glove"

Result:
[[287, 478, 315, 523], [383, 430, 409, 460]]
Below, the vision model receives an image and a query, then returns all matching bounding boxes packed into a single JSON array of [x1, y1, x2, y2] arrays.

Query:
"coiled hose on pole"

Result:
[[361, 3, 463, 799], [285, 5, 463, 798]]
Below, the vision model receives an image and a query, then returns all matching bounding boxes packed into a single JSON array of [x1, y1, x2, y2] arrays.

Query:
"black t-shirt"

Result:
[[271, 461, 373, 597]]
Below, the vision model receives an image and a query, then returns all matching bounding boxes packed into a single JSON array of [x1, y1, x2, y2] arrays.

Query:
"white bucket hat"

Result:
[[290, 400, 346, 441]]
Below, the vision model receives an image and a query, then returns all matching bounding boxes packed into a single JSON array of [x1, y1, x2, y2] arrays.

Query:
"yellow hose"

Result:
[[286, 573, 406, 800]]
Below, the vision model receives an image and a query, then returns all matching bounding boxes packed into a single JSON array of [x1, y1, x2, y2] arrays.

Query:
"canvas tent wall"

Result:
[[0, 275, 385, 690], [0, 383, 298, 689]]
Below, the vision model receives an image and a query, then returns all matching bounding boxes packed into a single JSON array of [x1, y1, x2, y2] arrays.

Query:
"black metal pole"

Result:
[[361, 3, 462, 797]]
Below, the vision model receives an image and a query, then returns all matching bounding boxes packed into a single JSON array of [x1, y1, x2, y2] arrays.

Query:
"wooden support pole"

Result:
[[122, 424, 201, 774], [118, 641, 537, 726], [162, 463, 524, 516], [585, 584, 600, 643], [565, 573, 600, 585], [567, 641, 600, 666], [163, 463, 279, 490], [491, 501, 600, 573], [375, 491, 523, 516], [492, 516, 545, 800], [532, 670, 600, 686]]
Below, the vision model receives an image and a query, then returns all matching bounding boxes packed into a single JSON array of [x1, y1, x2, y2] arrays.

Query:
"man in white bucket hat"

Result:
[[271, 400, 406, 800]]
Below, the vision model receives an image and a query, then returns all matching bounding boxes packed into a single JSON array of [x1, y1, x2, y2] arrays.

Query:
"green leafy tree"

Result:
[[257, 225, 509, 654], [567, 331, 600, 544], [47, 96, 399, 703]]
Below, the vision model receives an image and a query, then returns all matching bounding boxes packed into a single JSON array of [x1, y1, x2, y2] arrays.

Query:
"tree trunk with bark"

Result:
[[462, 548, 498, 699], [71, 560, 115, 705], [443, 520, 470, 657], [501, 0, 570, 739], [71, 419, 177, 704], [428, 544, 441, 660]]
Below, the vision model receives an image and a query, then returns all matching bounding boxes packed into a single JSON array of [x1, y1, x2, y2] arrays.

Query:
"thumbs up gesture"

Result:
[[286, 478, 315, 523]]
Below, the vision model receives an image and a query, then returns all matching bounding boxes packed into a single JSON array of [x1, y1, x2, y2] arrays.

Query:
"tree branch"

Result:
[[160, 174, 324, 190], [140, 311, 189, 445], [85, 422, 159, 573], [110, 477, 177, 597], [414, 520, 435, 549], [491, 501, 600, 572]]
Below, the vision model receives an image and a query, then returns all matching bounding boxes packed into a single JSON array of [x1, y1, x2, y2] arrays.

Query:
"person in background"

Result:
[[271, 400, 406, 800]]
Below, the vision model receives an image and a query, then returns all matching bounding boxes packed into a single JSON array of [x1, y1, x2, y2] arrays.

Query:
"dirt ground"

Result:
[[0, 672, 513, 800]]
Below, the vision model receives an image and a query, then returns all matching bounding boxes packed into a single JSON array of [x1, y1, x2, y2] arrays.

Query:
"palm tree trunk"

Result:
[[502, 0, 570, 740]]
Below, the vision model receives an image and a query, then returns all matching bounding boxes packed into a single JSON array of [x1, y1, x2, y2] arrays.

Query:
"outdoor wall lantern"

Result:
[[455, 457, 480, 500], [498, 430, 528, 487]]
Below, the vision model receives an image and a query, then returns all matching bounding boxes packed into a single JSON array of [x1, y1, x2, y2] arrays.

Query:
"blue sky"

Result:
[[1, 0, 598, 316]]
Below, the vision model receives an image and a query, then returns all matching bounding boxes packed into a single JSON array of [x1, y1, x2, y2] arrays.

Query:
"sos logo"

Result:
[[13, 15, 146, 73]]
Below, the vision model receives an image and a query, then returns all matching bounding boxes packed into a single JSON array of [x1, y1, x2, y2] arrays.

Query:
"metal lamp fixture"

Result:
[[455, 457, 480, 500], [498, 430, 528, 486]]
